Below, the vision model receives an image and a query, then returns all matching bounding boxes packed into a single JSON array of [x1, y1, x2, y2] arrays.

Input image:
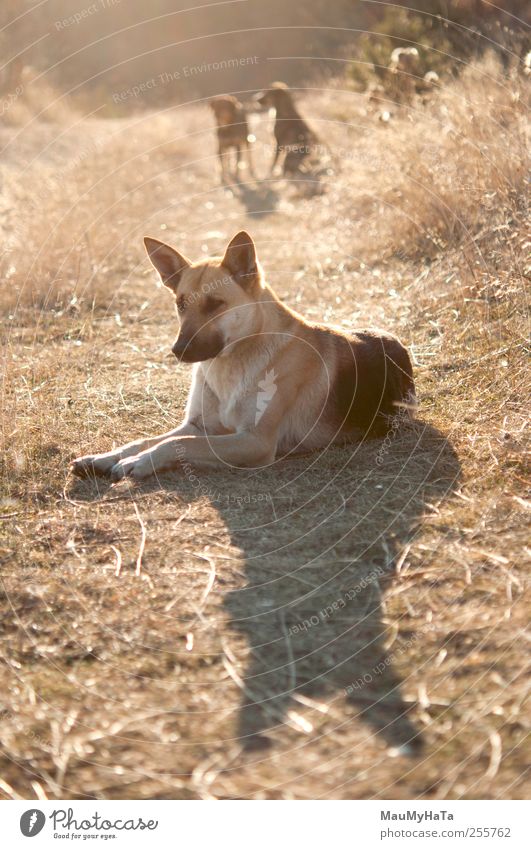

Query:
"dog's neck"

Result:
[[275, 100, 302, 120], [256, 281, 302, 330], [202, 282, 303, 384]]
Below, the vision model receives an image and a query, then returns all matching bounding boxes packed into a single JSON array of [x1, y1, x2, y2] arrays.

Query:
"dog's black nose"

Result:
[[172, 339, 188, 359]]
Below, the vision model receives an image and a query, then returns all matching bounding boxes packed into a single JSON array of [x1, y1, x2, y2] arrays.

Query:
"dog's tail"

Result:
[[395, 348, 417, 419]]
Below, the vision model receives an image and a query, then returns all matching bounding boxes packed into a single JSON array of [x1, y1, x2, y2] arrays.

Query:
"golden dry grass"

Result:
[[0, 59, 529, 799]]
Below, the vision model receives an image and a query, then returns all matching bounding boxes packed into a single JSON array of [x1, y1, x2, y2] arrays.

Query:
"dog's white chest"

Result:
[[217, 388, 248, 430], [204, 362, 264, 432]]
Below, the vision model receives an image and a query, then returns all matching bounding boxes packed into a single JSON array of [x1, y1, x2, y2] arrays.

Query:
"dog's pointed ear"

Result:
[[144, 237, 191, 292], [221, 231, 257, 287]]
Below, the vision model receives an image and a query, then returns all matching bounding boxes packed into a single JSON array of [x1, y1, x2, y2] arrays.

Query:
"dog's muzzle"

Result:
[[253, 92, 269, 110], [172, 332, 224, 363]]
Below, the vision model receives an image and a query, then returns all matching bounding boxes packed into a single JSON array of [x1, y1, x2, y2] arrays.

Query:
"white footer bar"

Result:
[[4, 799, 529, 848]]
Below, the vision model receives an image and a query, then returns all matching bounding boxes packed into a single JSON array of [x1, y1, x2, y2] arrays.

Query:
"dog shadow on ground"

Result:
[[286, 162, 332, 198], [228, 179, 280, 218], [216, 421, 460, 752], [69, 419, 460, 755]]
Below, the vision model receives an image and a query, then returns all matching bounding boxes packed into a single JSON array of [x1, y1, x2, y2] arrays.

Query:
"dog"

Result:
[[209, 95, 254, 182], [255, 82, 318, 176], [387, 47, 421, 103], [71, 232, 415, 482]]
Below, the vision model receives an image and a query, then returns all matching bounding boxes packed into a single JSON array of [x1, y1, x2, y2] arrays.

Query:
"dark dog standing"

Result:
[[256, 82, 318, 176]]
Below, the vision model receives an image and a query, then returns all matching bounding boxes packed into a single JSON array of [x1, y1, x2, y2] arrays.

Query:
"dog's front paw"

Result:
[[110, 454, 154, 482], [71, 453, 117, 478]]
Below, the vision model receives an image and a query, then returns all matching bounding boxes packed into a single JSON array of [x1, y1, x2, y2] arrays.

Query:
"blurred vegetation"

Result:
[[0, 1, 529, 112], [349, 1, 530, 89]]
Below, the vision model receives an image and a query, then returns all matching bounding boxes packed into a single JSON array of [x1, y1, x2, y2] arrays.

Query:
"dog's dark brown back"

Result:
[[329, 329, 415, 437]]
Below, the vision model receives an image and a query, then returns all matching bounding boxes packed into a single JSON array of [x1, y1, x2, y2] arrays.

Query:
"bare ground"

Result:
[[0, 62, 529, 799]]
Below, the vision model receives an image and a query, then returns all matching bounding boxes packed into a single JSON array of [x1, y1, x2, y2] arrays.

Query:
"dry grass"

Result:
[[0, 60, 529, 800], [0, 69, 74, 128]]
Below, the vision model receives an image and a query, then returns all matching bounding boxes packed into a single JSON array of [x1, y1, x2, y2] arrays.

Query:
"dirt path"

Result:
[[0, 87, 528, 800]]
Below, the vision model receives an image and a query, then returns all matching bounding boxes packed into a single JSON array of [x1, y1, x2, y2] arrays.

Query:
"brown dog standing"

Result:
[[72, 232, 415, 482], [209, 95, 254, 183]]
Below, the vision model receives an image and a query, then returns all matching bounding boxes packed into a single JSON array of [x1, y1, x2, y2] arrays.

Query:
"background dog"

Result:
[[209, 95, 255, 183], [255, 82, 319, 176]]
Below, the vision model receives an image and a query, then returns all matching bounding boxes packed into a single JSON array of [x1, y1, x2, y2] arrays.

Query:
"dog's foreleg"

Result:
[[70, 422, 202, 479], [71, 366, 222, 479], [246, 141, 256, 178], [110, 430, 277, 481], [218, 145, 228, 184], [270, 145, 281, 176], [235, 144, 242, 180]]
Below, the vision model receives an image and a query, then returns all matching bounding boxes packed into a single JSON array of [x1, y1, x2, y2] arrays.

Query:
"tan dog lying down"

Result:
[[71, 232, 415, 481]]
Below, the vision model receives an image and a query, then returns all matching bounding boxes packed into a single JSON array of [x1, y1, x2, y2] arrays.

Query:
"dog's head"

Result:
[[209, 95, 240, 125], [255, 81, 292, 110], [144, 231, 264, 363]]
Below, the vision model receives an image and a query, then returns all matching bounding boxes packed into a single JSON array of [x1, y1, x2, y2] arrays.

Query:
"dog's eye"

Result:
[[204, 296, 225, 312], [177, 296, 186, 313]]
